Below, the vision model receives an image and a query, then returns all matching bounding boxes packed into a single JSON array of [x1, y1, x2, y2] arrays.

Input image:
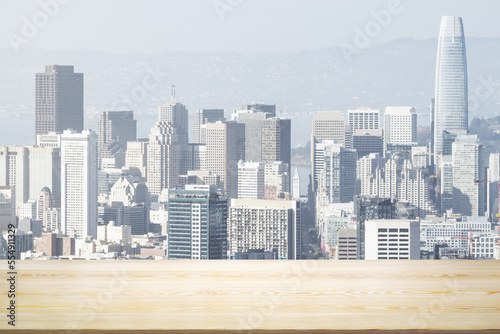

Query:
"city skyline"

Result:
[[0, 13, 499, 264], [2, 4, 500, 332]]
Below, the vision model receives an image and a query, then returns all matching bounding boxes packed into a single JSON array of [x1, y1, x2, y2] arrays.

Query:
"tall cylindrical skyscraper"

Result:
[[434, 16, 468, 156]]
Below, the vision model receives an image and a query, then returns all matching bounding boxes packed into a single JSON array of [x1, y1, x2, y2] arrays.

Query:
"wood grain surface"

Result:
[[0, 260, 499, 331]]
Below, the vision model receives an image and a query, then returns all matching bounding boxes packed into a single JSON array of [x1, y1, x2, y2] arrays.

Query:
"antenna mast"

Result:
[[171, 85, 176, 104]]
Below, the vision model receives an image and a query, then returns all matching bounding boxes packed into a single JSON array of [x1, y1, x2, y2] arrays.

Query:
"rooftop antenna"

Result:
[[171, 85, 176, 104]]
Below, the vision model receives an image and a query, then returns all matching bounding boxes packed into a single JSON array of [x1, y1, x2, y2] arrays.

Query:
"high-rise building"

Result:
[[264, 161, 290, 200], [19, 200, 37, 220], [357, 153, 383, 196], [354, 196, 397, 259], [60, 130, 98, 238], [293, 167, 300, 200], [241, 103, 276, 117], [440, 130, 459, 212], [228, 199, 301, 260], [36, 187, 52, 222], [487, 153, 500, 221], [97, 111, 137, 168], [0, 186, 15, 231], [193, 109, 225, 144], [261, 118, 291, 167], [347, 108, 380, 131], [452, 134, 485, 216], [365, 219, 420, 260], [384, 107, 417, 146], [35, 65, 84, 139], [367, 152, 436, 218], [45, 208, 60, 232], [125, 139, 148, 180], [318, 141, 357, 203], [205, 121, 245, 199], [311, 111, 348, 191], [158, 102, 189, 144], [181, 143, 207, 173], [27, 145, 61, 207], [0, 146, 29, 213], [233, 110, 268, 162], [147, 122, 181, 195], [238, 161, 265, 199], [434, 16, 468, 155], [352, 129, 384, 158], [167, 185, 228, 260]]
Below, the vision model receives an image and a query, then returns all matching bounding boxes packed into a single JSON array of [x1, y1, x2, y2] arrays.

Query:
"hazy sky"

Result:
[[1, 0, 500, 54]]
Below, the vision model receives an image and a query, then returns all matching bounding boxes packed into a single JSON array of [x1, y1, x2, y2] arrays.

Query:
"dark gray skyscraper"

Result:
[[193, 109, 225, 144], [434, 16, 468, 156], [261, 118, 291, 167], [98, 111, 137, 167], [35, 65, 84, 139]]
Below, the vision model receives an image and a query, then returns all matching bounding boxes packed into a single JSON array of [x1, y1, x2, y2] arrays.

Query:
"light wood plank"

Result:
[[0, 260, 499, 330]]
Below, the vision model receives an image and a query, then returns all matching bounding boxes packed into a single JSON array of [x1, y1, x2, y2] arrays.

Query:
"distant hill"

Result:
[[1, 37, 500, 146], [469, 116, 500, 157]]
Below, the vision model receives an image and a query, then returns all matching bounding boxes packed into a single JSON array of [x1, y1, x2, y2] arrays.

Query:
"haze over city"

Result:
[[2, 1, 500, 146], [1, 1, 500, 332]]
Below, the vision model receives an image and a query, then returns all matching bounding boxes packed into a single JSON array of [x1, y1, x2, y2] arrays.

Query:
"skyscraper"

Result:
[[27, 146, 61, 207], [261, 118, 291, 167], [384, 107, 417, 146], [0, 186, 15, 231], [347, 108, 380, 131], [147, 122, 181, 195], [193, 109, 225, 144], [233, 110, 268, 162], [125, 139, 148, 180], [228, 198, 301, 260], [60, 130, 97, 238], [434, 16, 468, 155], [167, 185, 228, 260], [318, 141, 357, 203], [35, 65, 84, 139], [293, 167, 300, 200], [97, 111, 137, 168], [452, 134, 485, 216], [238, 161, 265, 199], [158, 102, 189, 144], [354, 195, 397, 259], [311, 111, 348, 191], [0, 146, 29, 213], [352, 129, 383, 158], [264, 161, 290, 200], [205, 121, 245, 199]]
